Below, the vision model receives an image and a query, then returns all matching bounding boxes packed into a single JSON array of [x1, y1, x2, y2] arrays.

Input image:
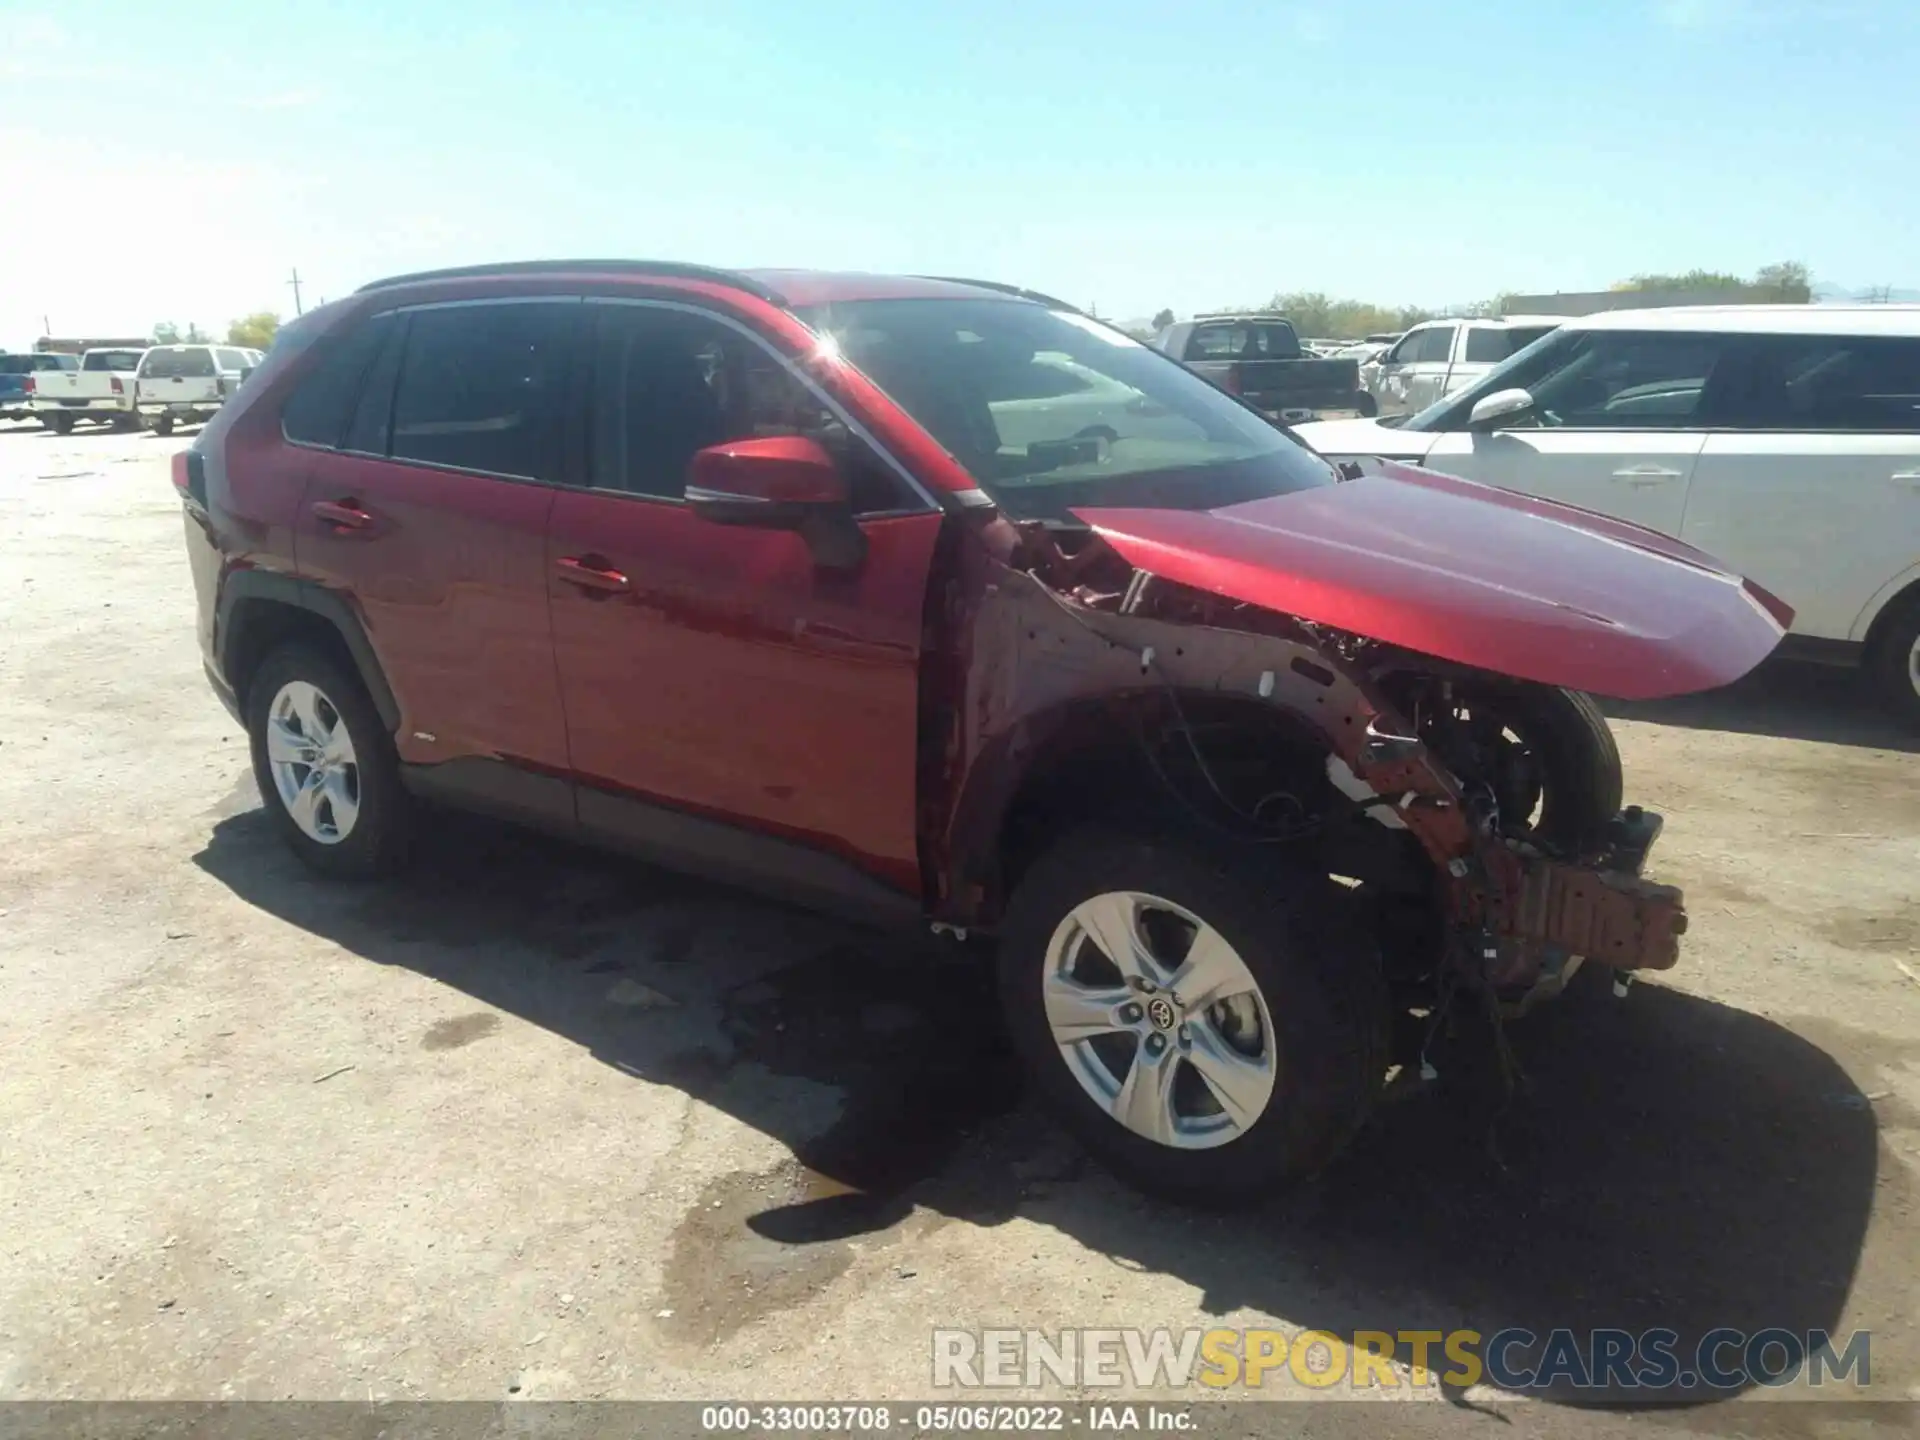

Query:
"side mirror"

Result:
[[1468, 387, 1534, 428], [686, 434, 865, 569]]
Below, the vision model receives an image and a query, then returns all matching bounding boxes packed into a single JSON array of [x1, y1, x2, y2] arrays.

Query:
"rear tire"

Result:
[[151, 415, 175, 437], [48, 413, 75, 435], [998, 829, 1386, 1205], [1868, 592, 1920, 729], [246, 644, 411, 879]]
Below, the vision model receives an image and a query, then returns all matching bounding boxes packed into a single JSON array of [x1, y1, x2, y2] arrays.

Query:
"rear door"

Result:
[[1680, 332, 1920, 641], [545, 299, 943, 906], [293, 300, 577, 812], [1420, 329, 1732, 535]]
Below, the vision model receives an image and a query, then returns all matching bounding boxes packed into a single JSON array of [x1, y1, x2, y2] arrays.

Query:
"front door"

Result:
[[294, 300, 576, 806], [545, 300, 943, 908]]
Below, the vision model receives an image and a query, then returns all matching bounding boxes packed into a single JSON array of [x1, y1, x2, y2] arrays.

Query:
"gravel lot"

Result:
[[2, 428, 1918, 1432]]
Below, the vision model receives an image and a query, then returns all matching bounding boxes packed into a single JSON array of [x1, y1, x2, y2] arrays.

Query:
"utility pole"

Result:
[[41, 315, 51, 336], [288, 267, 305, 316]]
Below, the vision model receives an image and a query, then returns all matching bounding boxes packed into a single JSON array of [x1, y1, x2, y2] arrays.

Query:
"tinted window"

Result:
[[1413, 325, 1457, 363], [983, 353, 1097, 402], [1724, 335, 1920, 432], [282, 312, 395, 448], [83, 351, 143, 372], [1187, 322, 1299, 360], [1448, 330, 1727, 429], [802, 297, 1336, 524], [589, 305, 909, 511], [140, 348, 217, 378], [343, 317, 407, 455], [1384, 329, 1427, 364], [1464, 327, 1518, 363], [1, 354, 77, 373], [389, 303, 572, 480]]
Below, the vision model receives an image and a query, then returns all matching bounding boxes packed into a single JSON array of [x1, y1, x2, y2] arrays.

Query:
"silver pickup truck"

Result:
[[1362, 316, 1561, 418]]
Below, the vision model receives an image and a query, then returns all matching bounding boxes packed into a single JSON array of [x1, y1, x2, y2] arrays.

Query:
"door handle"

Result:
[[1892, 471, 1920, 490], [1610, 466, 1683, 487], [311, 498, 373, 530], [556, 555, 632, 594]]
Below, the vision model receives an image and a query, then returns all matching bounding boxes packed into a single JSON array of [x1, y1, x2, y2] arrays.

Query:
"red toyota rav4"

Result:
[[177, 261, 1788, 1202]]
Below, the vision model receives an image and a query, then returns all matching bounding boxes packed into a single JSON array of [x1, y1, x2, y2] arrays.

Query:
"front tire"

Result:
[[998, 830, 1385, 1205], [1869, 592, 1920, 729], [246, 645, 410, 878]]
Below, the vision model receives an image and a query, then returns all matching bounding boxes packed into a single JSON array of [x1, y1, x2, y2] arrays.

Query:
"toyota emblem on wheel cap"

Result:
[[1147, 996, 1178, 1030]]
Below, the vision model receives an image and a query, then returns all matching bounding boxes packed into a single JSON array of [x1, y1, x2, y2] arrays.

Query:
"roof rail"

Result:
[[355, 259, 786, 304], [917, 276, 1083, 313]]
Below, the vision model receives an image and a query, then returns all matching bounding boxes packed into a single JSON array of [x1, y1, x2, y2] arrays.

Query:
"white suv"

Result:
[[1297, 305, 1920, 721]]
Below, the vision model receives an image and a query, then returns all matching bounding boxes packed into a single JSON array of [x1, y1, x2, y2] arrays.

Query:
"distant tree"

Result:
[[151, 322, 181, 344], [1752, 261, 1812, 303], [1612, 263, 1811, 304], [1263, 291, 1433, 339], [1150, 308, 1176, 332], [227, 312, 281, 350]]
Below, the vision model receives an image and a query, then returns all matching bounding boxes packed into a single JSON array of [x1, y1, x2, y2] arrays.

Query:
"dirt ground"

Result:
[[2, 427, 1917, 1433]]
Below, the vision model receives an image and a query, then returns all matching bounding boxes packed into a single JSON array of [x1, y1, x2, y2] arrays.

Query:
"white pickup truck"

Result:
[[26, 348, 148, 432], [134, 345, 262, 435]]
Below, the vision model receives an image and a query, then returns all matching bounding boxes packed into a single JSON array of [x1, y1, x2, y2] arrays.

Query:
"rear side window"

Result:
[[282, 313, 395, 448], [1725, 335, 1920, 432], [1464, 327, 1515, 363], [215, 348, 250, 372], [343, 318, 408, 455], [389, 303, 573, 480], [140, 348, 217, 379]]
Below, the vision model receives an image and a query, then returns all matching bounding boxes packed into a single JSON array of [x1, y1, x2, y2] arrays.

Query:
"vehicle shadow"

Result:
[[1603, 656, 1918, 753], [193, 807, 1886, 1409]]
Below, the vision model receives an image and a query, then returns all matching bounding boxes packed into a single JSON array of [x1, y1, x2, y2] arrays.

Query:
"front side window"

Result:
[[1409, 329, 1731, 431], [388, 303, 572, 480], [803, 297, 1336, 524], [1383, 329, 1427, 364], [1412, 325, 1457, 363], [588, 304, 910, 511], [1724, 334, 1920, 432]]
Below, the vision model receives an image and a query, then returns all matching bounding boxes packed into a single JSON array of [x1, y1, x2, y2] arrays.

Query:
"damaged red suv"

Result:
[[177, 262, 1789, 1202]]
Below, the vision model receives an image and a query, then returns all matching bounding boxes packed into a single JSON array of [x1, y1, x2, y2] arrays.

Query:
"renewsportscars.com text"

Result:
[[932, 1326, 1871, 1393]]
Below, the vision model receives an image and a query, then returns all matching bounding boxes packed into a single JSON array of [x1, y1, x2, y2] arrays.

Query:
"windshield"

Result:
[[1401, 326, 1571, 431], [801, 297, 1336, 523]]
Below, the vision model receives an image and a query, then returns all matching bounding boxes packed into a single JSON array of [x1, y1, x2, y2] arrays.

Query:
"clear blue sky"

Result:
[[2, 0, 1915, 342]]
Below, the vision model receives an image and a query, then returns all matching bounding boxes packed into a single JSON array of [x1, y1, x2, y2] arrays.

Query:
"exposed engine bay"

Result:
[[931, 511, 1688, 1019]]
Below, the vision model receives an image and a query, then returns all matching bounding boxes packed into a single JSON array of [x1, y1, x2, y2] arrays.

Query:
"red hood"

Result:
[[1075, 462, 1790, 701]]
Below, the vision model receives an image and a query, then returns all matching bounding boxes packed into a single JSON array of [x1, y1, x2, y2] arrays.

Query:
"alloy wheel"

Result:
[[265, 680, 360, 844], [1042, 891, 1276, 1149]]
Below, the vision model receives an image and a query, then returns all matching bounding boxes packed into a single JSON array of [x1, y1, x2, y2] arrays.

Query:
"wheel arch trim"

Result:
[[216, 571, 401, 733]]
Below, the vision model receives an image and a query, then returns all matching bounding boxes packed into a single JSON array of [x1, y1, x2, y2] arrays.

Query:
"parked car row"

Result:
[[1297, 303, 1920, 723], [0, 344, 264, 435]]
